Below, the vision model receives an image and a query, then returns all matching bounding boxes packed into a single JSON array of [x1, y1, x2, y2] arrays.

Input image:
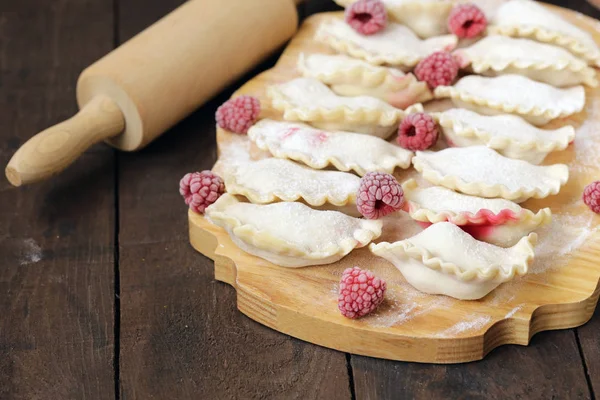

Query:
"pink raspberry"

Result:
[[179, 171, 225, 214], [215, 95, 261, 134], [414, 51, 459, 89], [397, 113, 439, 151], [447, 3, 487, 39], [345, 0, 387, 35], [356, 172, 404, 219], [583, 181, 600, 213], [338, 266, 387, 319]]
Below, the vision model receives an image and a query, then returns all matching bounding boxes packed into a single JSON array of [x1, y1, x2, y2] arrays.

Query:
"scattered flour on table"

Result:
[[435, 315, 492, 338], [530, 211, 598, 274], [369, 281, 452, 327], [504, 305, 523, 319], [19, 238, 42, 265], [572, 97, 600, 173]]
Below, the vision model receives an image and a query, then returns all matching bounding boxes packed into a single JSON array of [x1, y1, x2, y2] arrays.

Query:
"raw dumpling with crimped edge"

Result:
[[247, 119, 413, 176], [489, 0, 600, 67], [402, 179, 552, 247], [433, 108, 575, 164], [434, 74, 585, 125], [297, 53, 432, 109], [205, 194, 382, 268], [267, 77, 423, 138], [333, 0, 457, 38], [370, 222, 537, 300], [412, 146, 569, 202], [315, 19, 457, 68], [454, 35, 598, 87], [221, 157, 361, 211]]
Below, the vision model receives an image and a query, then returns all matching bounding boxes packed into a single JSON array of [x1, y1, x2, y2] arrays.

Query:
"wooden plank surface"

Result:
[[577, 307, 600, 397], [0, 1, 116, 399], [115, 1, 351, 398], [351, 330, 591, 399], [2, 0, 600, 398]]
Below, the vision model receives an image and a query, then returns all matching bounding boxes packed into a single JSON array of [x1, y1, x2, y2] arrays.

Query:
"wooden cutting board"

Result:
[[189, 5, 600, 363]]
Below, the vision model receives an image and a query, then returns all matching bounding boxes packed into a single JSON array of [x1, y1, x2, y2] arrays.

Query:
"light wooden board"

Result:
[[189, 6, 600, 363]]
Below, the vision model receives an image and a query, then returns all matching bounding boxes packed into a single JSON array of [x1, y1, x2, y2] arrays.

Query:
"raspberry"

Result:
[[448, 3, 487, 39], [215, 95, 261, 134], [356, 172, 404, 219], [345, 0, 387, 35], [179, 171, 225, 214], [338, 266, 387, 319], [583, 181, 600, 213], [397, 113, 439, 151], [414, 51, 459, 89]]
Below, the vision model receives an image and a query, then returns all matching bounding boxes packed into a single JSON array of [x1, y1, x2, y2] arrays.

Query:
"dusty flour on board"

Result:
[[504, 305, 523, 319], [369, 279, 452, 327], [435, 315, 492, 338], [530, 211, 598, 274], [572, 97, 600, 173], [19, 238, 42, 265]]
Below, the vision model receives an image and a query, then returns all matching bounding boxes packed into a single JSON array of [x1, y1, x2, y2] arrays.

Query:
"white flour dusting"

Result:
[[530, 211, 597, 274], [571, 95, 600, 173], [436, 315, 492, 338], [369, 279, 452, 327], [504, 305, 523, 319], [19, 238, 42, 265], [213, 132, 275, 178]]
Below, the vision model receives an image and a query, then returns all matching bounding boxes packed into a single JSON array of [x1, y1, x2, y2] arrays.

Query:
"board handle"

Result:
[[5, 96, 125, 186]]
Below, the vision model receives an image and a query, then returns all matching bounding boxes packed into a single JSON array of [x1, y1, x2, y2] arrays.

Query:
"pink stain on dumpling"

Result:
[[309, 131, 329, 146], [282, 127, 299, 139], [460, 224, 495, 239], [414, 221, 495, 240], [410, 208, 520, 240], [392, 74, 410, 83], [416, 221, 432, 229]]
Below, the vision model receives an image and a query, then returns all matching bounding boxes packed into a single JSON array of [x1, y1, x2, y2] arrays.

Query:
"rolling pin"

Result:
[[6, 0, 303, 186]]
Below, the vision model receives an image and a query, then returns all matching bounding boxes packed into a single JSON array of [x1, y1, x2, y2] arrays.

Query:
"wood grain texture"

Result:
[[116, 1, 351, 398], [351, 330, 591, 399], [577, 307, 600, 397], [189, 6, 600, 364], [6, 96, 125, 186], [0, 1, 116, 399]]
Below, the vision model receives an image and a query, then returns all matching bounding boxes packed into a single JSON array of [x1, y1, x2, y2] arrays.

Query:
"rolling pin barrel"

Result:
[[7, 0, 299, 186]]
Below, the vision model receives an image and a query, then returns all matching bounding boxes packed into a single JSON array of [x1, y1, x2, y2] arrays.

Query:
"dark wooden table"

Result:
[[1, 0, 600, 398]]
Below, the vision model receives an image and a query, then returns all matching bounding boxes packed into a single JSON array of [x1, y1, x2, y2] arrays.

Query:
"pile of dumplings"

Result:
[[202, 0, 599, 302]]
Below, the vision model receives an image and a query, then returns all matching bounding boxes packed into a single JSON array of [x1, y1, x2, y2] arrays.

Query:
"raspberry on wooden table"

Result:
[[397, 112, 439, 151], [345, 0, 387, 35], [356, 172, 404, 219], [583, 181, 600, 213], [215, 95, 261, 134], [179, 171, 225, 214], [447, 3, 487, 39], [414, 51, 459, 89], [338, 266, 387, 319]]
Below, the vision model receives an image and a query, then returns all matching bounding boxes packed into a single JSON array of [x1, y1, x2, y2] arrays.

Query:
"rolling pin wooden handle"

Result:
[[5, 96, 125, 186]]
